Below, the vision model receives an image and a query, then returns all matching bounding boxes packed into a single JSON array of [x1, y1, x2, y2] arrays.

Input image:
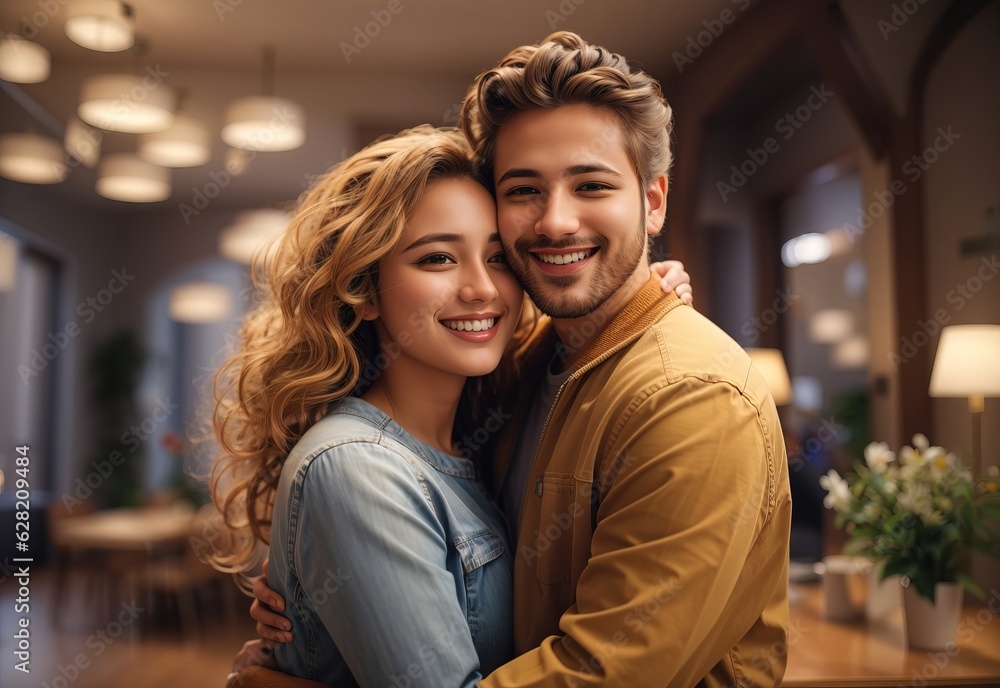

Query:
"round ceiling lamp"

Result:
[[96, 153, 170, 202], [222, 47, 305, 152], [222, 96, 305, 152], [0, 133, 68, 184], [0, 35, 51, 83], [169, 282, 232, 323], [78, 73, 176, 133], [139, 115, 211, 167], [65, 0, 135, 52], [219, 209, 290, 265]]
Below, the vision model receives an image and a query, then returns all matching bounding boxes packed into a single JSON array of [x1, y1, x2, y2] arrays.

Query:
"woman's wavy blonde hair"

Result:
[[209, 125, 496, 581], [461, 31, 674, 188]]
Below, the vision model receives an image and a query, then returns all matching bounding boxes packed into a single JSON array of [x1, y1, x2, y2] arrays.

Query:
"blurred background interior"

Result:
[[0, 0, 998, 686]]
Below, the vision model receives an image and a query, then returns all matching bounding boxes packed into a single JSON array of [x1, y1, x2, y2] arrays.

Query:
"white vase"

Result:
[[902, 582, 964, 650], [866, 570, 902, 621]]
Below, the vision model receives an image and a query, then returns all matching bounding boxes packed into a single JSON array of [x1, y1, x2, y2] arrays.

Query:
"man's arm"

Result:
[[482, 378, 791, 687]]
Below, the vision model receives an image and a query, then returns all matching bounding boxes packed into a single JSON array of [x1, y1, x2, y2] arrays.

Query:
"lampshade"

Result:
[[79, 73, 176, 133], [65, 0, 135, 52], [746, 348, 793, 406], [222, 96, 305, 152], [0, 35, 50, 83], [929, 325, 1000, 400], [0, 133, 68, 184], [0, 233, 17, 292], [219, 209, 290, 265], [96, 154, 170, 202], [169, 282, 232, 323], [832, 335, 870, 369], [139, 116, 211, 167], [809, 309, 854, 344], [64, 117, 102, 168]]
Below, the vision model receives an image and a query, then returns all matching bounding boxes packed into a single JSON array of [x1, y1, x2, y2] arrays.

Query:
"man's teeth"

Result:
[[536, 250, 591, 265], [442, 318, 497, 332]]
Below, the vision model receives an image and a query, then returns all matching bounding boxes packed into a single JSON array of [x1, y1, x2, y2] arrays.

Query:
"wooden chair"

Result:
[[231, 666, 330, 688]]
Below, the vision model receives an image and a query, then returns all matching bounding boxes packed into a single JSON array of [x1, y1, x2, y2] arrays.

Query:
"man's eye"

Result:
[[578, 182, 613, 192], [419, 253, 455, 265], [506, 186, 539, 196]]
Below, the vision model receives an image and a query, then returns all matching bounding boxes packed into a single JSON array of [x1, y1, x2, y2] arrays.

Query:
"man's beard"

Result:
[[508, 217, 647, 319]]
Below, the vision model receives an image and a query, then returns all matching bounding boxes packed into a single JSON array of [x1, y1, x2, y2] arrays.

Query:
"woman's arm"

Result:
[[275, 442, 486, 688]]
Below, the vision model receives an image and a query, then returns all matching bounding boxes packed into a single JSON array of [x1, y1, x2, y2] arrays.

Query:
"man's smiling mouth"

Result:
[[532, 248, 598, 265]]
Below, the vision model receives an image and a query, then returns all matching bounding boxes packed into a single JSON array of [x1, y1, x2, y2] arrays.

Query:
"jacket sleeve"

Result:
[[293, 443, 483, 688], [481, 377, 790, 687]]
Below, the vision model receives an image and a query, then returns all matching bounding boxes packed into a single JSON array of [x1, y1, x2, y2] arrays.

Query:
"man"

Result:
[[240, 31, 790, 687]]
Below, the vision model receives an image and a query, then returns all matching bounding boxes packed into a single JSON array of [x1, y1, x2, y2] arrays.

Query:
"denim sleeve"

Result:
[[293, 442, 483, 688]]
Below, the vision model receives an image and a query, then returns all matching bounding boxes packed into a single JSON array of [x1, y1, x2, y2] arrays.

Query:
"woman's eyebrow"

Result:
[[401, 232, 463, 252]]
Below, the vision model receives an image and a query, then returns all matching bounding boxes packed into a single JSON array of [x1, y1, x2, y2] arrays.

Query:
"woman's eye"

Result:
[[487, 252, 508, 265], [419, 253, 455, 265]]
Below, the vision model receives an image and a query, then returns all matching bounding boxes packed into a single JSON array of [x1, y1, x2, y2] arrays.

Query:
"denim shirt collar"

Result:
[[332, 396, 478, 480]]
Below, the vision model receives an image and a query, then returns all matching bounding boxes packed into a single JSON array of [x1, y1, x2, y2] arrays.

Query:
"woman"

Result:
[[212, 125, 691, 687]]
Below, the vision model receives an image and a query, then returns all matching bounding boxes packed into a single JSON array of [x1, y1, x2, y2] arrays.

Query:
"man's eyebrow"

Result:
[[496, 164, 624, 185], [496, 168, 539, 185], [401, 232, 463, 252]]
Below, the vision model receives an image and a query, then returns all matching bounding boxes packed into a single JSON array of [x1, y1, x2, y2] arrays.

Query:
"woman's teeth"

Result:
[[536, 250, 592, 265], [441, 318, 497, 332]]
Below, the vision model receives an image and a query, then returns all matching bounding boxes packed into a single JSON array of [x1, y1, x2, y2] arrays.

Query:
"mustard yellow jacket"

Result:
[[481, 275, 792, 688]]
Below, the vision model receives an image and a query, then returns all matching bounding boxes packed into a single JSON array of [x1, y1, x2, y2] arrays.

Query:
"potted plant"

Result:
[[820, 434, 1000, 649]]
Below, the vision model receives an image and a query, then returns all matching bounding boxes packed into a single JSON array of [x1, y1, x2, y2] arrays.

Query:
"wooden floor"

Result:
[[0, 564, 257, 688]]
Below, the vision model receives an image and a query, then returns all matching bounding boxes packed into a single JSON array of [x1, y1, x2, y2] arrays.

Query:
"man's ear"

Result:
[[645, 174, 668, 237]]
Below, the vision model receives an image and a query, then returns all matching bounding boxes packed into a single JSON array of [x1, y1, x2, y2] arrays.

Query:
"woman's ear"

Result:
[[361, 300, 379, 321]]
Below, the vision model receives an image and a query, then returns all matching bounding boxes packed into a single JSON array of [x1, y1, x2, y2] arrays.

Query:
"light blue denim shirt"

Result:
[[269, 396, 514, 687]]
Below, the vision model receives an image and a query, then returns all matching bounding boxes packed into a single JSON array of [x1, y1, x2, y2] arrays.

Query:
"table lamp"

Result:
[[746, 348, 792, 406], [928, 324, 1000, 469]]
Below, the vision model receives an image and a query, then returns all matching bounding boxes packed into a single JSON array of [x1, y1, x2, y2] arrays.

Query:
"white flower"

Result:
[[912, 433, 929, 451], [928, 451, 954, 479], [883, 480, 899, 495], [864, 442, 895, 473], [899, 446, 920, 466], [862, 502, 882, 520], [898, 484, 933, 516], [923, 446, 946, 462], [988, 465, 1000, 479], [921, 510, 945, 527], [820, 470, 852, 511]]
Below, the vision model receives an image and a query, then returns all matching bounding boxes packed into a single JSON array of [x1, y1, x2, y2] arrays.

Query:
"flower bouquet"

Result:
[[820, 434, 1000, 604]]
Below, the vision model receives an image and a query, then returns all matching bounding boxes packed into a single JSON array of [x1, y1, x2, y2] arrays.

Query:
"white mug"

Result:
[[814, 555, 871, 621]]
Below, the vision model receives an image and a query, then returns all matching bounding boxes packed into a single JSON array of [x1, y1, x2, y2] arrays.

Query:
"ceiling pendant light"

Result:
[[222, 47, 305, 152], [65, 0, 135, 52], [0, 35, 51, 83], [79, 72, 176, 133], [97, 153, 170, 202], [169, 282, 232, 323], [139, 115, 211, 167], [0, 133, 68, 184], [219, 209, 290, 265]]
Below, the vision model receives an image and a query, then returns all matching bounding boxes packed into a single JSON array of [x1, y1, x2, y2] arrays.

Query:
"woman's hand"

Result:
[[650, 260, 693, 305], [225, 639, 277, 688], [251, 559, 294, 643]]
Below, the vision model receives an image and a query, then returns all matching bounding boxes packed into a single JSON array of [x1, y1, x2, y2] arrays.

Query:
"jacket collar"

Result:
[[573, 274, 685, 374]]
